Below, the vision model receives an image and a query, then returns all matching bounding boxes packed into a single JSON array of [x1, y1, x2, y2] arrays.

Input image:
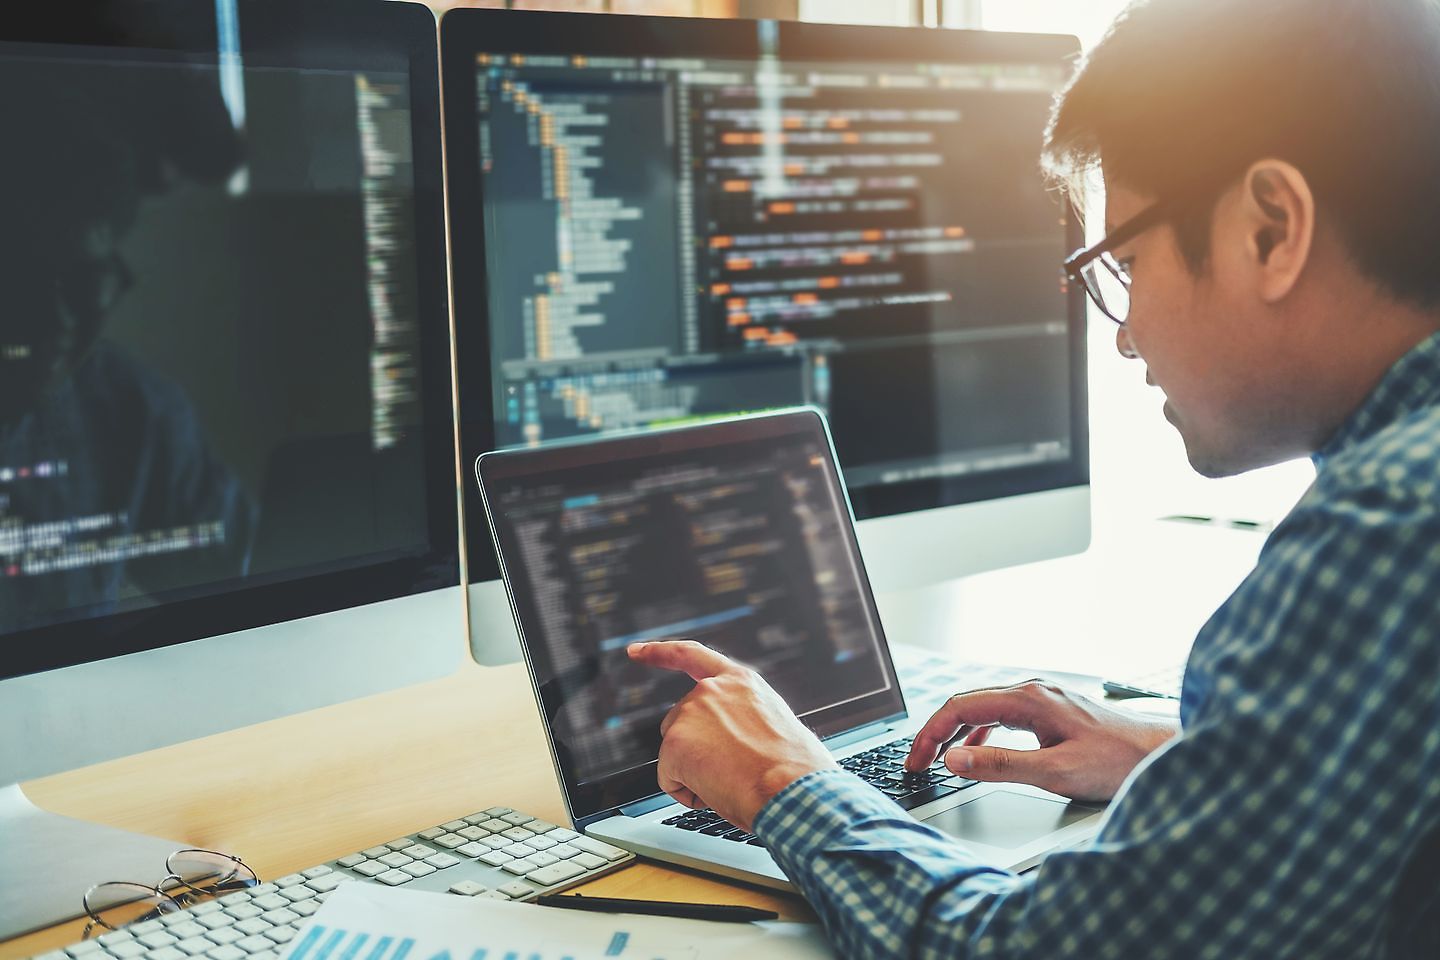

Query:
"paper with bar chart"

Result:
[[280, 883, 832, 960]]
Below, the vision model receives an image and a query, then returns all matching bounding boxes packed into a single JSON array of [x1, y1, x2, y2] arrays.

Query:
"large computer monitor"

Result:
[[440, 10, 1091, 665], [0, 0, 459, 937]]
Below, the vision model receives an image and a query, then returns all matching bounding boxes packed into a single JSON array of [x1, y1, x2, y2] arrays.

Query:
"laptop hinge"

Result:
[[618, 793, 674, 818], [823, 719, 895, 752]]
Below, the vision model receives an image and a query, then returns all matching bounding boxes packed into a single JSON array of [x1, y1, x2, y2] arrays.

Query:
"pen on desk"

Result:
[[533, 893, 779, 923]]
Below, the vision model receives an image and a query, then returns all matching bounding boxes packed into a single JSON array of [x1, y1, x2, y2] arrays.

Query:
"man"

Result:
[[629, 0, 1440, 956]]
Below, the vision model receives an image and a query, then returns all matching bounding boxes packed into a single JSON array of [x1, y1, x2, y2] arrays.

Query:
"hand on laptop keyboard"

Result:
[[905, 681, 1179, 803]]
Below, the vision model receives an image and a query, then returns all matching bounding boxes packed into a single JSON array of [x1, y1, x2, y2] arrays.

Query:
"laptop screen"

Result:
[[478, 410, 906, 820]]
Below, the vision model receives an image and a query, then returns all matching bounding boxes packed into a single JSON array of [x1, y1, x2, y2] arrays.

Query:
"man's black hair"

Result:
[[1044, 0, 1440, 310]]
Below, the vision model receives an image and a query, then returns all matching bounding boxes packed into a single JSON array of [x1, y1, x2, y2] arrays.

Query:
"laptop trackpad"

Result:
[[921, 792, 1092, 850]]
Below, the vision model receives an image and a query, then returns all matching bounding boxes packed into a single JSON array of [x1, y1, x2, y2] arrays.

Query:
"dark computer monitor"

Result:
[[0, 1, 459, 936], [440, 10, 1090, 663]]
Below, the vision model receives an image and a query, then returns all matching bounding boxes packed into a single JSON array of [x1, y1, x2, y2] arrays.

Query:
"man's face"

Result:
[[1105, 180, 1296, 478]]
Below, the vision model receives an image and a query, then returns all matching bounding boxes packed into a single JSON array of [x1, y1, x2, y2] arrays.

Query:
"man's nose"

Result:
[[1115, 324, 1140, 360]]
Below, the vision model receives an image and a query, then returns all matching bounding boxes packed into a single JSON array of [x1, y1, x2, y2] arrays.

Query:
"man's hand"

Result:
[[628, 639, 838, 832], [905, 681, 1179, 803]]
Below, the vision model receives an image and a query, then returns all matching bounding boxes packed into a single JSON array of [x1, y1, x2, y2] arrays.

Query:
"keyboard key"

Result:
[[525, 862, 585, 887], [479, 835, 511, 850], [441, 820, 468, 832], [176, 939, 213, 957], [489, 881, 531, 900], [401, 861, 436, 878], [425, 853, 461, 870], [482, 807, 512, 817], [305, 874, 347, 893], [236, 936, 274, 953], [225, 904, 264, 920], [169, 923, 208, 941], [401, 844, 436, 859], [362, 847, 390, 859], [279, 887, 315, 903], [130, 921, 165, 937], [190, 902, 224, 917], [418, 827, 445, 841], [567, 840, 624, 863], [263, 928, 296, 944], [478, 850, 513, 867], [288, 901, 321, 918], [525, 820, 557, 834], [249, 884, 279, 897], [458, 826, 490, 842], [259, 909, 299, 926], [526, 835, 557, 851], [335, 854, 366, 869], [378, 852, 413, 868], [548, 843, 580, 859], [216, 893, 251, 909], [352, 860, 387, 878], [273, 875, 306, 889], [233, 919, 272, 937], [67, 943, 106, 957], [462, 814, 493, 826], [433, 833, 468, 850], [500, 812, 534, 826], [249, 894, 289, 912], [206, 928, 244, 947], [501, 842, 537, 859], [895, 783, 959, 811], [137, 932, 179, 949], [301, 866, 332, 880], [448, 881, 486, 897], [501, 857, 540, 875], [544, 828, 579, 842], [479, 819, 510, 832], [376, 870, 412, 886], [197, 913, 236, 931], [456, 841, 490, 858], [527, 852, 559, 868], [501, 827, 535, 842], [206, 945, 247, 960], [571, 852, 607, 871]]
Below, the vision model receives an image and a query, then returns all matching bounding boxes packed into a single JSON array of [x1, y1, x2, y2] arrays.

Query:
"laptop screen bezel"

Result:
[[476, 409, 908, 823]]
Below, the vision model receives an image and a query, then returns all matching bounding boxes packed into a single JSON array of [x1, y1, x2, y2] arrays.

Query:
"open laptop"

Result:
[[475, 409, 1103, 890]]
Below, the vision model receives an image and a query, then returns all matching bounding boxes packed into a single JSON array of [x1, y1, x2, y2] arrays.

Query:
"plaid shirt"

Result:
[[754, 332, 1440, 959]]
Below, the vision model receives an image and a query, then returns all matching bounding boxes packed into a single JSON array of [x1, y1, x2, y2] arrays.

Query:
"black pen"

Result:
[[533, 893, 779, 923]]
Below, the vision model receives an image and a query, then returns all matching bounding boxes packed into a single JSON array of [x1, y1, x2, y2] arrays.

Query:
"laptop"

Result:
[[475, 409, 1103, 890]]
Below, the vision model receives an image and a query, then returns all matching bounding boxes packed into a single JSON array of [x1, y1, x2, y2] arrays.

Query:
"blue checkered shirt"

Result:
[[754, 332, 1440, 959]]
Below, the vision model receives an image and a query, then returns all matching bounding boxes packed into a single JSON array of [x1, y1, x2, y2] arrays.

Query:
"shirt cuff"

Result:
[[753, 768, 927, 863]]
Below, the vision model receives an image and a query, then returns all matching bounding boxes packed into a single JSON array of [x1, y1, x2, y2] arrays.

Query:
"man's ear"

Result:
[[1242, 160, 1315, 303]]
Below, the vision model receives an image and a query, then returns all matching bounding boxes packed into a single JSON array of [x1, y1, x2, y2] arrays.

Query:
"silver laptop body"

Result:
[[476, 409, 1102, 891]]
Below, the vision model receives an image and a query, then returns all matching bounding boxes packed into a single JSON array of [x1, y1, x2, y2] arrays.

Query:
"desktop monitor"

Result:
[[0, 0, 459, 937], [440, 10, 1091, 665]]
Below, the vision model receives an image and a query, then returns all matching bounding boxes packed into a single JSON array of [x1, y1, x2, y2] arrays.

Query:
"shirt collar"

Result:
[[1315, 330, 1440, 466]]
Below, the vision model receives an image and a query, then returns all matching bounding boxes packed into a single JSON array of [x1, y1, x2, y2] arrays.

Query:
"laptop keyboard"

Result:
[[660, 736, 977, 842]]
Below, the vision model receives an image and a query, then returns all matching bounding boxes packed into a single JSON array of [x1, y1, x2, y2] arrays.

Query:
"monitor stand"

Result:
[[0, 783, 183, 941]]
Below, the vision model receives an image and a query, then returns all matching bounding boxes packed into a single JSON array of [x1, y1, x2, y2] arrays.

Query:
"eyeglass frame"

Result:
[[1062, 199, 1172, 326], [81, 849, 259, 937]]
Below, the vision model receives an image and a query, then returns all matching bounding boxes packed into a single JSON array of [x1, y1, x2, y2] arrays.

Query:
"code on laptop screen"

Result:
[[484, 421, 895, 789]]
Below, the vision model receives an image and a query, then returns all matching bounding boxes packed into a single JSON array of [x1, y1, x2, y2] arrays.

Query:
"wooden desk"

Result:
[[0, 661, 812, 960]]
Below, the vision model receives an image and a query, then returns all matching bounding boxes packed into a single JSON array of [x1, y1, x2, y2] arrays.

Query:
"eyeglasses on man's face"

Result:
[[1063, 200, 1170, 326]]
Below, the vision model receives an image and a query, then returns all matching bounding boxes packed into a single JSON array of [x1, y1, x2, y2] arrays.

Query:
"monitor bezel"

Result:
[[0, 0, 459, 681], [440, 9, 1090, 588], [475, 408, 908, 822]]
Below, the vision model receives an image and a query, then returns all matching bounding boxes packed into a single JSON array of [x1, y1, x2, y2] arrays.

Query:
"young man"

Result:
[[629, 0, 1440, 956]]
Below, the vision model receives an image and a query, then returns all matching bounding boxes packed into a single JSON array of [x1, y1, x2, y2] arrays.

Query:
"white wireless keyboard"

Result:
[[29, 807, 634, 960]]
